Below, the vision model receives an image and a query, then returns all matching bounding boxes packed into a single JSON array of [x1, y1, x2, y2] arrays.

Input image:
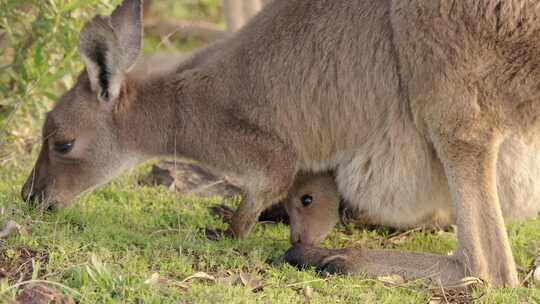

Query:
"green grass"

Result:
[[0, 0, 539, 303], [1, 151, 539, 303]]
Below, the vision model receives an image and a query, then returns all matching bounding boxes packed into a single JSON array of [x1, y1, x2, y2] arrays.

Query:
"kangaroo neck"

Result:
[[114, 72, 182, 159], [118, 66, 236, 167]]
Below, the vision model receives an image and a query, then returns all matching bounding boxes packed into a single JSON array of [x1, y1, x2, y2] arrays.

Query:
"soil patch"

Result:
[[0, 246, 48, 282]]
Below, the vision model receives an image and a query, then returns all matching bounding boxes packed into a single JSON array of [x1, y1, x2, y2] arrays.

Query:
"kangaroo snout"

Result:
[[21, 155, 66, 210], [21, 180, 42, 205], [21, 181, 56, 210], [21, 148, 58, 209]]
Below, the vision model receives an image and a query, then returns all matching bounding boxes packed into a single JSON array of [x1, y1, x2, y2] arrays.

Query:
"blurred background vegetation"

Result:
[[0, 0, 220, 166]]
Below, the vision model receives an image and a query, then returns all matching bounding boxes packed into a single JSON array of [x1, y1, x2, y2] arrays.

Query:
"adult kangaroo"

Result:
[[22, 0, 540, 287]]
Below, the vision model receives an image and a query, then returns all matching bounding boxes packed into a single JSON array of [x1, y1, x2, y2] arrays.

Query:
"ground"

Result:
[[0, 1, 539, 303], [1, 159, 539, 303]]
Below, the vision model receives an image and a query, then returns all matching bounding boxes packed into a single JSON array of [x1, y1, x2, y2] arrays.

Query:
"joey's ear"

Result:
[[78, 0, 142, 103]]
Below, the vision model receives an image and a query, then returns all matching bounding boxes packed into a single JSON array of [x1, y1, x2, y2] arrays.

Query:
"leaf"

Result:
[[0, 220, 27, 239], [181, 272, 216, 283], [216, 271, 240, 286], [239, 272, 264, 292], [33, 43, 43, 67], [377, 274, 405, 285], [144, 272, 160, 285], [303, 286, 314, 299], [60, 0, 89, 13], [43, 91, 59, 101]]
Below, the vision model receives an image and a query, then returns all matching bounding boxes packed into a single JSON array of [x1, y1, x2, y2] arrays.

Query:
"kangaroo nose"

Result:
[[21, 181, 43, 205], [21, 186, 56, 210], [21, 186, 37, 204], [21, 183, 32, 202]]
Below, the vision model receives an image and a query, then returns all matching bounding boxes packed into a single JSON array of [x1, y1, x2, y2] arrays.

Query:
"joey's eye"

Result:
[[300, 194, 313, 207], [53, 140, 75, 154]]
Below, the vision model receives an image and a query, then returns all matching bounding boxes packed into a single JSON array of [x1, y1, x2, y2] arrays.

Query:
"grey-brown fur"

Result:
[[22, 0, 540, 287]]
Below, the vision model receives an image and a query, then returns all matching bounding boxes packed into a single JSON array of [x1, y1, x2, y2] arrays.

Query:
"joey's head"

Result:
[[21, 0, 143, 209], [284, 174, 341, 245]]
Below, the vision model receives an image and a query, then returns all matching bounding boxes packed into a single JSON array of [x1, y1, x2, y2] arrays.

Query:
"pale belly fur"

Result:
[[334, 127, 540, 229]]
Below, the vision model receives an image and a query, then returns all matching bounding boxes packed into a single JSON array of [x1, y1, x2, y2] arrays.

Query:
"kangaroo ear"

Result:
[[78, 0, 142, 103]]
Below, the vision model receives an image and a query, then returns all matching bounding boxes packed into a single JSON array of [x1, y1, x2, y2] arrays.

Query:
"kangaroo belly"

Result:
[[335, 116, 453, 229], [336, 124, 540, 229], [497, 135, 540, 222]]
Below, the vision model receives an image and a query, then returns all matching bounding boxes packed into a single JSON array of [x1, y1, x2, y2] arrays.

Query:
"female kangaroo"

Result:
[[22, 0, 540, 287]]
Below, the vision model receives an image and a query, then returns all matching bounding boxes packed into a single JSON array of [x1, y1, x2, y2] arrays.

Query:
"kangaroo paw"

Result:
[[230, 214, 258, 238], [209, 204, 235, 223]]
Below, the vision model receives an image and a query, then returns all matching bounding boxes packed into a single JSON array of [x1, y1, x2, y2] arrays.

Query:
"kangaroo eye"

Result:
[[53, 140, 75, 154], [300, 194, 313, 207]]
